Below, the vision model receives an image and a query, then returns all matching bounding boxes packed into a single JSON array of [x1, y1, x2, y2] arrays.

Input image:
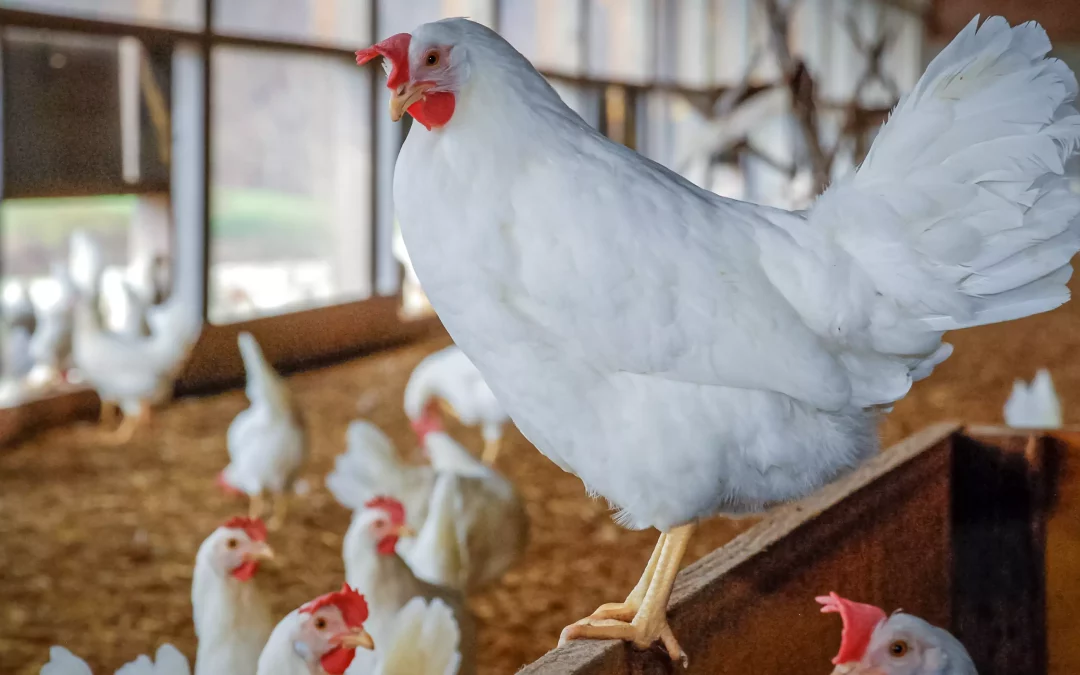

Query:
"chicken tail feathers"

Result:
[[376, 597, 462, 675], [808, 16, 1080, 405]]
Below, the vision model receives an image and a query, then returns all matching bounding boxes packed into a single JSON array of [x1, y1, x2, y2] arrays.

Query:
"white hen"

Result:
[[342, 498, 476, 675], [26, 262, 77, 391], [40, 644, 190, 675], [1004, 368, 1063, 429], [406, 430, 528, 594], [71, 233, 200, 443], [404, 345, 510, 464], [222, 332, 307, 530], [192, 517, 276, 675], [361, 15, 1080, 661], [256, 585, 374, 675]]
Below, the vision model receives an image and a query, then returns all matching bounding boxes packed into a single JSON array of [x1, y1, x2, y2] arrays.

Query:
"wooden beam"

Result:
[[930, 0, 1080, 43], [521, 422, 960, 673]]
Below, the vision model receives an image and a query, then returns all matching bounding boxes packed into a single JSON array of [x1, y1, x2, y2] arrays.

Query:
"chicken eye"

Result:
[[314, 617, 327, 630], [425, 51, 439, 66], [889, 640, 909, 657], [226, 538, 238, 549]]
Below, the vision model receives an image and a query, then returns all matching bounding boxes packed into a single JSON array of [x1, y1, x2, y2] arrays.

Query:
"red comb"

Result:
[[356, 33, 411, 90], [364, 496, 406, 526], [816, 592, 887, 665], [301, 583, 370, 628], [223, 516, 267, 543]]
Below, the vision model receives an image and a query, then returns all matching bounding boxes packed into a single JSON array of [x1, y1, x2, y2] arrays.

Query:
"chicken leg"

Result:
[[559, 523, 696, 666], [481, 437, 501, 466], [99, 400, 118, 427], [102, 401, 150, 445], [249, 493, 266, 520], [267, 493, 289, 531]]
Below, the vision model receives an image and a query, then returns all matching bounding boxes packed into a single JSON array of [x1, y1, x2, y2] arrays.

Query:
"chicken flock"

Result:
[[7, 9, 1079, 675]]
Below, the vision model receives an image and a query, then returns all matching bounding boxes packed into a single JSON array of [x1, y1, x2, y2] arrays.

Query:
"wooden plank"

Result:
[[1044, 430, 1080, 675], [0, 388, 99, 447], [930, 0, 1080, 43], [952, 427, 1048, 675], [520, 422, 960, 674]]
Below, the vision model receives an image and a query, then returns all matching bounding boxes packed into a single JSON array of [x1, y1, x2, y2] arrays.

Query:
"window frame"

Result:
[[0, 0, 765, 442]]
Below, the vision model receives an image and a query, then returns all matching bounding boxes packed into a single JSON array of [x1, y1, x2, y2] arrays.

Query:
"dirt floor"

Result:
[[1, 278, 1079, 674]]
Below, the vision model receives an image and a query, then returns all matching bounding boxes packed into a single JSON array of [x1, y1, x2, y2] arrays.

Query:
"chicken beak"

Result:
[[244, 541, 275, 562], [389, 81, 434, 121], [336, 627, 375, 651], [397, 524, 418, 538]]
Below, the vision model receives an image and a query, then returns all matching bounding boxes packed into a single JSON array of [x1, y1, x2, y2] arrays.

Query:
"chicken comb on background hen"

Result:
[[364, 496, 407, 527], [222, 515, 268, 542]]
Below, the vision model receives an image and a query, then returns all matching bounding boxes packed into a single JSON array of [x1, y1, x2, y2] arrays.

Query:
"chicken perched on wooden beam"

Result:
[[817, 592, 976, 674], [359, 14, 1080, 665]]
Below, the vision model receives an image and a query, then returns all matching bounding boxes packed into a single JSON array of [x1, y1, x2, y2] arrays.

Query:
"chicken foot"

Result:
[[102, 402, 150, 445], [559, 523, 696, 667]]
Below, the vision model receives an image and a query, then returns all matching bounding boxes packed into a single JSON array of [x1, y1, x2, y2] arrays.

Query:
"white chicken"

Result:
[[222, 332, 308, 530], [326, 420, 434, 531], [71, 234, 201, 443], [256, 584, 375, 675], [817, 592, 977, 675], [342, 497, 476, 675], [327, 420, 527, 595], [408, 428, 528, 593], [192, 516, 276, 675], [40, 644, 191, 675], [404, 345, 510, 464], [26, 262, 77, 391], [1003, 368, 1062, 429], [360, 15, 1080, 662]]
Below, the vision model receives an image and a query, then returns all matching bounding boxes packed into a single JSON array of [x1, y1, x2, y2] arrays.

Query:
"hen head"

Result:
[[295, 583, 375, 675], [210, 516, 274, 581], [818, 592, 977, 675], [359, 496, 416, 556]]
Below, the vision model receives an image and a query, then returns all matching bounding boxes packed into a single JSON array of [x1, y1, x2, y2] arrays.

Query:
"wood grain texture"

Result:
[[520, 422, 960, 674]]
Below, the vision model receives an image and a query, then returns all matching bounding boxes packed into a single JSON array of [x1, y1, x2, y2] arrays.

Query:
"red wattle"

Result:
[[410, 92, 456, 130], [320, 646, 356, 675], [376, 534, 399, 556], [231, 560, 260, 581]]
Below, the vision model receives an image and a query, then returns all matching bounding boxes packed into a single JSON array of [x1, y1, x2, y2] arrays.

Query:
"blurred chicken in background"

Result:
[[342, 497, 476, 675], [40, 644, 191, 675], [256, 584, 374, 675], [404, 345, 510, 465], [1004, 368, 1063, 429], [328, 419, 527, 596], [222, 332, 308, 530]]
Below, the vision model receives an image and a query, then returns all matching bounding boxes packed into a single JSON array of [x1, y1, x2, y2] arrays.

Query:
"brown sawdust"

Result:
[[1, 277, 1079, 674]]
